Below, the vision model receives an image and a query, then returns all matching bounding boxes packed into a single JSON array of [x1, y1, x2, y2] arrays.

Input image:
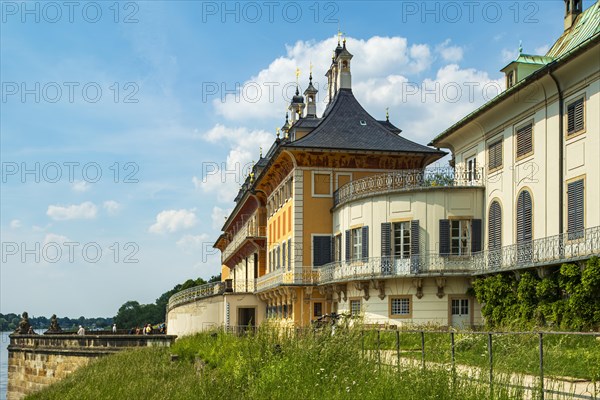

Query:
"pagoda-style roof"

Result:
[[286, 89, 443, 155]]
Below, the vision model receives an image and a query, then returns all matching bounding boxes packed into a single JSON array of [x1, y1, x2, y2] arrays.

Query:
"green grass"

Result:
[[28, 325, 535, 400], [362, 329, 600, 380]]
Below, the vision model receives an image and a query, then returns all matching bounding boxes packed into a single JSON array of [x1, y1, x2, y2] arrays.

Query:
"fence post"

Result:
[[396, 330, 400, 373], [377, 330, 381, 371], [421, 331, 425, 370], [361, 330, 365, 358], [488, 333, 493, 399], [450, 332, 455, 373], [539, 332, 544, 400]]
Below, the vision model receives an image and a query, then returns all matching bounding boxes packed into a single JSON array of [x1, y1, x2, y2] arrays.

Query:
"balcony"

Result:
[[318, 254, 474, 285], [472, 225, 600, 273], [317, 226, 600, 284], [333, 167, 484, 208], [222, 213, 266, 263], [256, 267, 320, 292], [167, 282, 225, 312]]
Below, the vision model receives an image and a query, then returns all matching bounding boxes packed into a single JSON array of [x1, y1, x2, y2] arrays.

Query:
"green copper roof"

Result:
[[547, 1, 600, 58]]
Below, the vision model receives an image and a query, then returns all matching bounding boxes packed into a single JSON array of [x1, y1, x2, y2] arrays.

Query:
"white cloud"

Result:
[[149, 209, 197, 234], [193, 124, 273, 203], [211, 206, 230, 230], [71, 180, 90, 192], [43, 233, 71, 245], [436, 39, 464, 63], [10, 219, 21, 229], [103, 200, 121, 216], [534, 44, 550, 55], [176, 233, 209, 252], [47, 202, 97, 221], [213, 36, 435, 122], [501, 49, 518, 64]]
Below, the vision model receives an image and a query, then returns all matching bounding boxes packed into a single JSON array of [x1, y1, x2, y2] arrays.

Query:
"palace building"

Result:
[[167, 0, 600, 336]]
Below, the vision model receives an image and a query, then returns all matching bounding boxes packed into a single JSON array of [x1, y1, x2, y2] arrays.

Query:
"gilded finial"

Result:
[[309, 61, 313, 79], [295, 67, 300, 85], [276, 127, 280, 138], [337, 24, 343, 44]]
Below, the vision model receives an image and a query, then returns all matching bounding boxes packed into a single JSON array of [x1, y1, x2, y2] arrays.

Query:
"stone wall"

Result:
[[7, 333, 176, 399]]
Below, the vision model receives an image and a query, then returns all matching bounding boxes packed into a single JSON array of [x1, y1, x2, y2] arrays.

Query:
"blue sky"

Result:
[[1, 0, 593, 318]]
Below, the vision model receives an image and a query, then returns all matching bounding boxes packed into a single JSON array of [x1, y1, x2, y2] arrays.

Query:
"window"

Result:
[[350, 299, 361, 316], [282, 241, 286, 268], [313, 235, 332, 267], [393, 222, 411, 259], [451, 299, 469, 316], [351, 228, 362, 260], [507, 71, 514, 88], [466, 155, 477, 183], [346, 227, 369, 261], [567, 97, 584, 136], [516, 123, 533, 159], [287, 238, 292, 271], [450, 220, 471, 256], [390, 296, 412, 318], [488, 140, 503, 171], [313, 302, 323, 318], [567, 179, 584, 240], [334, 234, 342, 262], [516, 190, 533, 244], [488, 201, 502, 250]]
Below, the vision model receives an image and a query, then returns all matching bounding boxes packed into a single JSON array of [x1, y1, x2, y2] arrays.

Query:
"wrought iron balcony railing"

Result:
[[256, 267, 320, 292], [318, 254, 474, 284], [167, 282, 225, 311], [222, 213, 266, 262], [333, 167, 484, 208], [471, 225, 600, 273], [169, 226, 599, 311]]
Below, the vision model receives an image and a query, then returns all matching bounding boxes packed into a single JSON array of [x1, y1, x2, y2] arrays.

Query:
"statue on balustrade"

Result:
[[45, 314, 63, 334], [14, 311, 32, 334]]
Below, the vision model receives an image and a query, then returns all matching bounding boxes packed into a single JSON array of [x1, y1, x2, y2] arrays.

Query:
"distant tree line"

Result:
[[113, 274, 221, 330], [0, 313, 113, 332]]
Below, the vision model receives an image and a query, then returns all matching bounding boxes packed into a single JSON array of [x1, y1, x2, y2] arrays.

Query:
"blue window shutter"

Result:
[[345, 230, 351, 261], [439, 219, 450, 256], [362, 226, 369, 259], [381, 223, 391, 257], [471, 219, 482, 253]]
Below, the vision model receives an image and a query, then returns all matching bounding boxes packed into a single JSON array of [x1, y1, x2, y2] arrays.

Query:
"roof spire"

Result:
[[518, 40, 523, 54], [337, 24, 342, 44], [259, 146, 263, 158], [386, 107, 389, 122]]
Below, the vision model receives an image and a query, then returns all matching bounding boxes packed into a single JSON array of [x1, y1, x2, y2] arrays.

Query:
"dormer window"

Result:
[[359, 120, 367, 126], [507, 71, 515, 88]]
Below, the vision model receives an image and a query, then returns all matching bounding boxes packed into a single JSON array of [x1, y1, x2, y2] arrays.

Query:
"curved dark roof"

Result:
[[286, 89, 443, 154]]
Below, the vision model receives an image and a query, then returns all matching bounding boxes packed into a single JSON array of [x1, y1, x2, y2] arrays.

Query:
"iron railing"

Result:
[[333, 167, 484, 208], [167, 282, 225, 311], [222, 212, 266, 261], [256, 267, 320, 292], [472, 225, 600, 273], [318, 254, 474, 284]]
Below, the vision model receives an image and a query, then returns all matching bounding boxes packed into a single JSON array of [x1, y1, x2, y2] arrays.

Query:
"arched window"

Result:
[[488, 201, 502, 250], [516, 190, 533, 264]]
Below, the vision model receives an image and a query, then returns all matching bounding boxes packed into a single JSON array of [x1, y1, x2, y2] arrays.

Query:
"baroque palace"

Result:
[[167, 0, 600, 336]]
